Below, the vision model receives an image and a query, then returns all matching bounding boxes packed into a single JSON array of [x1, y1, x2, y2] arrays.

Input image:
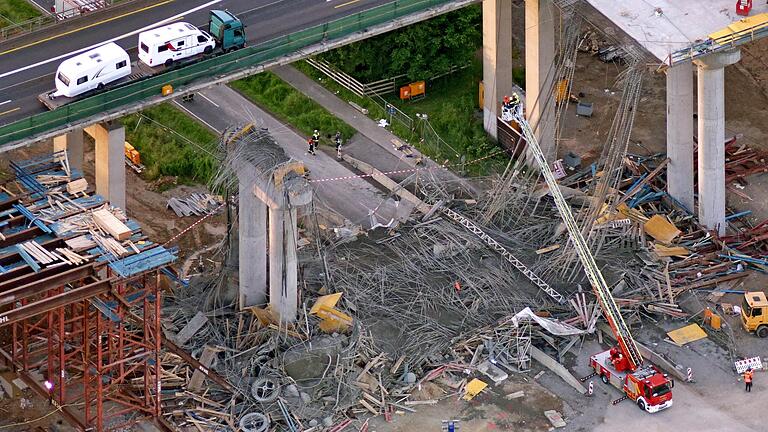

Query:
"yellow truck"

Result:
[[742, 291, 768, 338]]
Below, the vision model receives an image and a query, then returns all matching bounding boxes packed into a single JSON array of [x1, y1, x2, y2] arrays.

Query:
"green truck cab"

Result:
[[209, 10, 246, 52]]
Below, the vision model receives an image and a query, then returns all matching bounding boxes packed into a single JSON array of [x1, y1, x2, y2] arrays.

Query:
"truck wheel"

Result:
[[165, 59, 173, 68], [637, 400, 646, 411], [601, 374, 609, 384], [204, 45, 213, 54], [757, 326, 768, 338]]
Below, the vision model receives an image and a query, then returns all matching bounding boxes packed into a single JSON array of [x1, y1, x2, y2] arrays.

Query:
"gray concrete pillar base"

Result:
[[695, 50, 740, 235], [666, 62, 694, 212], [238, 176, 268, 308]]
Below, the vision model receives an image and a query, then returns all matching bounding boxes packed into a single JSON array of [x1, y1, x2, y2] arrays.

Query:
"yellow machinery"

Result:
[[741, 291, 768, 337]]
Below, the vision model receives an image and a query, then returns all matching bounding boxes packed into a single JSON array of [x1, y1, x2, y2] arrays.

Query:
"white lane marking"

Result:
[[240, 0, 289, 15], [0, 0, 222, 79], [198, 92, 219, 108], [173, 100, 221, 134], [0, 100, 11, 106]]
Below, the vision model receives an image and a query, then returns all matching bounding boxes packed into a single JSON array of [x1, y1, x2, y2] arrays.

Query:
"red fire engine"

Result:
[[514, 109, 674, 413]]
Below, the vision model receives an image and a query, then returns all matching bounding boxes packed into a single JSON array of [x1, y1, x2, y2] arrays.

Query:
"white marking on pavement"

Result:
[[173, 100, 221, 134], [0, 100, 11, 106], [0, 0, 222, 79], [198, 92, 219, 108]]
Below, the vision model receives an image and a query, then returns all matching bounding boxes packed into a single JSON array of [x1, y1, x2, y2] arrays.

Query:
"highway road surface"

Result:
[[0, 0, 393, 126]]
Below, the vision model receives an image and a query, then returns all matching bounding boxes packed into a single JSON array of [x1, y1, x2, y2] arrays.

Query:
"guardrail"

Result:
[[0, 0, 470, 146], [0, 0, 115, 41]]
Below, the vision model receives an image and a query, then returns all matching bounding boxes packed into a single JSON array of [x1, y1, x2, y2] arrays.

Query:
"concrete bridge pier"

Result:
[[238, 153, 311, 323], [53, 129, 84, 173], [665, 61, 694, 213], [481, 0, 514, 139], [84, 122, 126, 209], [237, 168, 268, 308], [695, 49, 740, 235], [524, 0, 555, 160]]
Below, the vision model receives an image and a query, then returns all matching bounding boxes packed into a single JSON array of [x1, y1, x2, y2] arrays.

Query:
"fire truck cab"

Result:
[[590, 348, 674, 413]]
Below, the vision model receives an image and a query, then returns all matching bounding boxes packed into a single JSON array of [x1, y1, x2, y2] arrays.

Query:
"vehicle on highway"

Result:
[[40, 10, 246, 110], [51, 42, 131, 98], [138, 22, 216, 67]]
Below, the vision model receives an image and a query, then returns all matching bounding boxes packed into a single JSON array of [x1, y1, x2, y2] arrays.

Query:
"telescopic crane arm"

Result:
[[513, 111, 643, 371]]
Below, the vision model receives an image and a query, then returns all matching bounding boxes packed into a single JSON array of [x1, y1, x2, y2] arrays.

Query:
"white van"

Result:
[[138, 22, 216, 67], [52, 42, 131, 98]]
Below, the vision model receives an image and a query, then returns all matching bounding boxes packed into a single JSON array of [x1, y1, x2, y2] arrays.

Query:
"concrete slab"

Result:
[[586, 0, 768, 62]]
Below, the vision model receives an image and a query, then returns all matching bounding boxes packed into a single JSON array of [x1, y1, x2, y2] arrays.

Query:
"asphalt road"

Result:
[[0, 0, 391, 125]]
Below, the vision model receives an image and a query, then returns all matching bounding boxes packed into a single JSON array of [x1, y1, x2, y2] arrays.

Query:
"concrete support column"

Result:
[[665, 62, 694, 212], [269, 207, 298, 323], [53, 128, 84, 173], [695, 49, 740, 235], [238, 180, 268, 308], [88, 122, 126, 209], [525, 0, 556, 160], [482, 0, 514, 138]]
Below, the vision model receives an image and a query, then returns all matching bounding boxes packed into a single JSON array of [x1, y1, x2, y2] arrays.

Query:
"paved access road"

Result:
[[0, 0, 391, 125]]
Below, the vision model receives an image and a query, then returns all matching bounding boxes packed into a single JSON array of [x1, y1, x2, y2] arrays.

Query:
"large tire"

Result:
[[164, 59, 173, 68], [757, 326, 768, 338], [637, 399, 646, 412], [601, 374, 609, 384]]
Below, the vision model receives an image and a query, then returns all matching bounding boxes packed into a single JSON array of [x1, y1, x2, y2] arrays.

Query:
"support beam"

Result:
[[695, 50, 740, 235], [53, 128, 84, 173], [88, 122, 126, 210], [482, 0, 514, 139], [238, 175, 268, 308], [665, 62, 694, 212], [525, 0, 556, 161]]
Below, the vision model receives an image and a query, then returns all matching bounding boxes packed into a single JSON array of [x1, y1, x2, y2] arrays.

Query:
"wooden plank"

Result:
[[174, 311, 209, 346], [92, 209, 131, 241], [188, 346, 217, 392]]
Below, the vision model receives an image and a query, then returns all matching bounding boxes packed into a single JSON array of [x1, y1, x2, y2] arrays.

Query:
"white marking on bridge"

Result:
[[198, 92, 219, 108], [0, 0, 222, 80], [173, 100, 221, 134]]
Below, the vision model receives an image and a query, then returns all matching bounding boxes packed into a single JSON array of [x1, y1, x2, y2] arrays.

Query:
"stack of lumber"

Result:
[[92, 209, 132, 241]]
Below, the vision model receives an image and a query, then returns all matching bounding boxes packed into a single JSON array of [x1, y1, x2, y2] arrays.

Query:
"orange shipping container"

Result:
[[399, 85, 411, 100], [409, 81, 425, 97]]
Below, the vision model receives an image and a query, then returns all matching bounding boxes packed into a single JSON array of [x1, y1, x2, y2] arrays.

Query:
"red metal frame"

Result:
[[3, 269, 163, 431]]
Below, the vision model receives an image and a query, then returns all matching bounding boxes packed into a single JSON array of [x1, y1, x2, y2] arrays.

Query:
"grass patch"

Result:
[[295, 60, 507, 175], [122, 103, 218, 184], [230, 72, 355, 145], [0, 0, 41, 29]]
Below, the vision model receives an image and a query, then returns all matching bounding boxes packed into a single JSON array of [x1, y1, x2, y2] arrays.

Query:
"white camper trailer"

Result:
[[138, 22, 216, 67], [52, 42, 131, 98]]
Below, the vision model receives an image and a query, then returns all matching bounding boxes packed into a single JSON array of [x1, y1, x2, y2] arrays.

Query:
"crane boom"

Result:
[[513, 112, 643, 371]]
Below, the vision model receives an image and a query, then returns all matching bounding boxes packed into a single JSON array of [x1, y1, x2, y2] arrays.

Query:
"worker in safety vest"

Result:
[[744, 368, 754, 392], [334, 131, 343, 159]]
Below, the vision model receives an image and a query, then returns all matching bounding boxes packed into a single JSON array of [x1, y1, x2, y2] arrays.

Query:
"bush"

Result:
[[319, 5, 481, 82], [0, 0, 41, 29], [122, 104, 218, 184], [230, 72, 355, 142]]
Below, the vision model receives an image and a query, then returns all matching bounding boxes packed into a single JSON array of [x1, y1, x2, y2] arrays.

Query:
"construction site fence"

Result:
[[305, 57, 466, 164], [0, 0, 462, 146], [0, 0, 115, 41]]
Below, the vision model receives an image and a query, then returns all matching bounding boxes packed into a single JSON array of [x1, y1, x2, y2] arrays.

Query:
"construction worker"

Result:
[[744, 367, 754, 392], [334, 131, 342, 159], [307, 129, 319, 155]]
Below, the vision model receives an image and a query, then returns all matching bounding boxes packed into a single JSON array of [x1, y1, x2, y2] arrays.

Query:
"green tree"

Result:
[[320, 5, 481, 82]]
